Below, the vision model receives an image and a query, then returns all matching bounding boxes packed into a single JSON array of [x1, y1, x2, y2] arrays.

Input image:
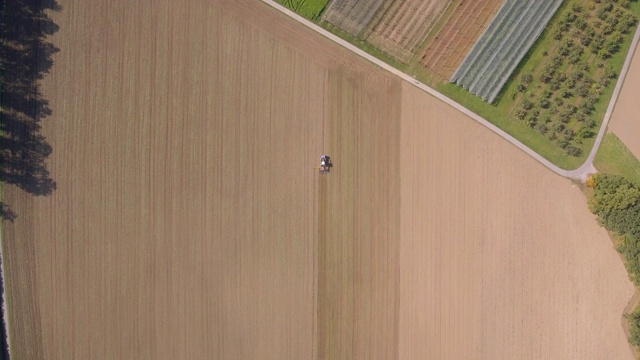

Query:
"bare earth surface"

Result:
[[2, 0, 637, 359], [317, 63, 401, 360], [399, 83, 635, 359], [4, 0, 334, 358], [609, 42, 640, 159]]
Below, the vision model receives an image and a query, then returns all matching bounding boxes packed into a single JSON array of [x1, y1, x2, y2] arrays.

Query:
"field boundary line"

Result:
[[262, 0, 640, 180], [0, 226, 12, 360]]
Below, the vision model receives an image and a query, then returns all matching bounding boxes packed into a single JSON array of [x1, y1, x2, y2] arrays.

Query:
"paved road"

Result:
[[262, 0, 640, 180]]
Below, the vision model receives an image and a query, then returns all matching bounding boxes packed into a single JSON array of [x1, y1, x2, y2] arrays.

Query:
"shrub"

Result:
[[540, 70, 553, 84], [525, 116, 537, 128], [563, 128, 575, 141], [566, 145, 582, 157], [619, 0, 631, 8], [540, 99, 550, 109], [612, 31, 625, 44], [576, 83, 590, 97], [605, 67, 617, 79], [580, 101, 595, 114], [569, 52, 582, 64], [553, 28, 564, 40], [536, 123, 549, 135], [558, 139, 570, 149], [598, 47, 612, 59], [578, 126, 595, 138], [626, 310, 640, 347], [580, 33, 592, 46]]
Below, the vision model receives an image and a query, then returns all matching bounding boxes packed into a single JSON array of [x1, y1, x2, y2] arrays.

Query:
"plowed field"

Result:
[[399, 83, 635, 359], [1, 0, 636, 359], [3, 0, 331, 358]]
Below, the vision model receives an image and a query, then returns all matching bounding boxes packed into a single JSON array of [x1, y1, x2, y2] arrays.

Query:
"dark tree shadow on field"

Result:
[[0, 0, 61, 220]]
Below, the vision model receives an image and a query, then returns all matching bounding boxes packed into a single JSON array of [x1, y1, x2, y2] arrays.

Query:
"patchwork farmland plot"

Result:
[[421, 0, 503, 80], [322, 0, 453, 63], [364, 0, 453, 63], [285, 0, 640, 168], [322, 0, 386, 36], [451, 0, 563, 103]]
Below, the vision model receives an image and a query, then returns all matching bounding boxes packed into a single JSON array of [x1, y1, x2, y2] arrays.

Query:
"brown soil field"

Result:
[[3, 0, 336, 358], [399, 83, 635, 359], [609, 42, 640, 159], [2, 0, 637, 359], [421, 0, 503, 80], [317, 64, 402, 360]]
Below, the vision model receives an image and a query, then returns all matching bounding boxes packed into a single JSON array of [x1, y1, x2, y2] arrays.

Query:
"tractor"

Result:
[[319, 155, 332, 174]]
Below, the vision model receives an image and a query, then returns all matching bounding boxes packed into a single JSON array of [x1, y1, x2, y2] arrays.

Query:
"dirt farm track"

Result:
[[1, 0, 637, 359]]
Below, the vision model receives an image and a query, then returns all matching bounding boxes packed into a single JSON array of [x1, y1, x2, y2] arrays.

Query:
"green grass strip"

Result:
[[277, 0, 330, 20], [594, 133, 640, 186]]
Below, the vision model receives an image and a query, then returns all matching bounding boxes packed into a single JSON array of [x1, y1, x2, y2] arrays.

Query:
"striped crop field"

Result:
[[421, 0, 504, 80], [322, 0, 386, 36], [451, 0, 563, 103], [363, 0, 453, 63], [321, 0, 453, 63]]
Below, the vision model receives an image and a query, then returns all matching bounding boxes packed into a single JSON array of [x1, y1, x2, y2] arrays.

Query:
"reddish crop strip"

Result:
[[421, 0, 504, 80]]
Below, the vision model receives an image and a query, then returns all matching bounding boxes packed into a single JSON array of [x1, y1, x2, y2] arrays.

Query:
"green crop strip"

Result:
[[278, 0, 330, 20]]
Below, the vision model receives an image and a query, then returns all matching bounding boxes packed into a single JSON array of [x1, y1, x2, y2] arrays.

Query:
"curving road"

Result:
[[262, 0, 640, 181]]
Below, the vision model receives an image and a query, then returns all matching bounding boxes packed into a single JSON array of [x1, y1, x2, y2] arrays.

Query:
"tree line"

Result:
[[586, 173, 640, 348], [0, 0, 61, 220]]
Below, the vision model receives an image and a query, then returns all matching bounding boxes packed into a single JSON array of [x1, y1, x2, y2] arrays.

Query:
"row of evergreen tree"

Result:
[[0, 0, 61, 220]]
